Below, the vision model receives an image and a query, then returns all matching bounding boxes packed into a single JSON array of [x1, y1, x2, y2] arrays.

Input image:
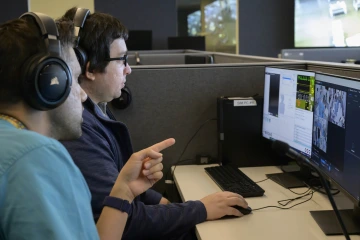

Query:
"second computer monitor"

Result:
[[262, 67, 315, 157]]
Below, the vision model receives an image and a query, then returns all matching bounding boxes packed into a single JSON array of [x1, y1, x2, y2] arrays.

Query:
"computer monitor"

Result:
[[262, 67, 316, 188], [126, 30, 152, 50], [310, 73, 360, 235], [167, 36, 205, 51]]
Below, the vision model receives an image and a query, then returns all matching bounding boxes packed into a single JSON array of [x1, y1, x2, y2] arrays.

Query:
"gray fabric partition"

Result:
[[109, 63, 306, 193], [127, 53, 214, 66], [128, 50, 186, 55], [282, 48, 360, 63], [307, 62, 360, 79]]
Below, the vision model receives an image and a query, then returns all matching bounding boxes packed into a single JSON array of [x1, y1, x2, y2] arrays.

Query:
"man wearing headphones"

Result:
[[0, 13, 174, 239], [60, 7, 248, 240]]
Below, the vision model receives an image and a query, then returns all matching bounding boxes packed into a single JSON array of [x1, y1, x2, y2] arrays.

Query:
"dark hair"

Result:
[[61, 7, 129, 73], [0, 16, 74, 105]]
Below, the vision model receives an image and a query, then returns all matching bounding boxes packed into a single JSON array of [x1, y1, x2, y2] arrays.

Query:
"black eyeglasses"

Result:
[[105, 54, 128, 66]]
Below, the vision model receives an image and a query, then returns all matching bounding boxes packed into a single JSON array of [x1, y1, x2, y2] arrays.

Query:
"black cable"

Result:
[[278, 191, 314, 206], [287, 186, 313, 196], [255, 178, 269, 183], [165, 118, 217, 181], [252, 191, 314, 211]]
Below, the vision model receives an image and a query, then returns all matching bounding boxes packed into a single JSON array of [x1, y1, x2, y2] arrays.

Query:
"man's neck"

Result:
[[0, 103, 51, 137]]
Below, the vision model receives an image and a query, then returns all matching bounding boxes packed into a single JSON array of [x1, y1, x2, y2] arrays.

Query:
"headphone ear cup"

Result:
[[74, 46, 88, 73], [111, 86, 132, 110], [22, 54, 72, 111]]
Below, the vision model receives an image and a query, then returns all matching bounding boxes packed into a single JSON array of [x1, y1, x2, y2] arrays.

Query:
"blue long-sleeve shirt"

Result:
[[61, 98, 207, 240]]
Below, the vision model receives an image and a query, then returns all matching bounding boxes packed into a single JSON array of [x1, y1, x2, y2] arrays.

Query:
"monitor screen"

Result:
[[262, 67, 315, 157], [312, 73, 360, 203], [295, 0, 360, 47], [127, 30, 152, 50], [187, 10, 201, 36]]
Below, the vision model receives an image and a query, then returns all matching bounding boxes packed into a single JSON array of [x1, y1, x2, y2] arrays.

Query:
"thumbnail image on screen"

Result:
[[263, 67, 315, 157], [295, 0, 360, 47], [312, 73, 360, 202]]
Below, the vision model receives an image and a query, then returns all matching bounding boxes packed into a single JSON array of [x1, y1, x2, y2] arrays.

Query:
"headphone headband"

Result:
[[20, 12, 61, 56], [73, 8, 90, 48]]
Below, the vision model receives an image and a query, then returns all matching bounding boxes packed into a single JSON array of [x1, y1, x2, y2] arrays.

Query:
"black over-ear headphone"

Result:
[[20, 12, 72, 111], [73, 8, 90, 74], [111, 86, 132, 109]]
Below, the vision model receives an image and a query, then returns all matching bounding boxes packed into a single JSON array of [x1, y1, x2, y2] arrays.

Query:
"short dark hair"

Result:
[[61, 7, 129, 73], [0, 15, 74, 105]]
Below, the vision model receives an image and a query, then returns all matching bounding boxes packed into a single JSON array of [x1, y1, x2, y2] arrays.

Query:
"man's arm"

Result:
[[0, 143, 98, 240], [123, 200, 207, 240]]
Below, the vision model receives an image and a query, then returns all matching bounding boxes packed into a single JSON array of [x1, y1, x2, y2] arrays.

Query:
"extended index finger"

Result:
[[148, 138, 175, 152]]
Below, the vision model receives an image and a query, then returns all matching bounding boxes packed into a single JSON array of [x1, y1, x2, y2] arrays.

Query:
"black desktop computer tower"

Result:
[[217, 96, 285, 167]]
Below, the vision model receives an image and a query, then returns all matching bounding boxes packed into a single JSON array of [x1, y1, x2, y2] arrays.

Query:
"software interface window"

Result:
[[312, 74, 360, 202], [263, 68, 315, 157]]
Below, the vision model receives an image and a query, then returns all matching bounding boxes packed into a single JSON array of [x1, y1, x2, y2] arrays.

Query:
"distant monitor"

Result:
[[263, 67, 315, 157], [295, 0, 360, 47], [167, 36, 205, 51], [126, 30, 152, 50], [309, 73, 360, 235], [187, 10, 201, 36]]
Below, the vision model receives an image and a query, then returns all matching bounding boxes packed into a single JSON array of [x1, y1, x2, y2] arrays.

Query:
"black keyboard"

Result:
[[204, 165, 265, 197]]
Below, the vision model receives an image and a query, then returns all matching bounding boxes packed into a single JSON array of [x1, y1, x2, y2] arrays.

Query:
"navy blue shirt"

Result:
[[61, 98, 207, 240]]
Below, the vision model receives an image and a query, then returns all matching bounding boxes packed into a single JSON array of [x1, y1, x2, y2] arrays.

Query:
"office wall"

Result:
[[95, 0, 177, 50], [0, 0, 27, 23], [29, 0, 94, 19], [238, 0, 294, 58]]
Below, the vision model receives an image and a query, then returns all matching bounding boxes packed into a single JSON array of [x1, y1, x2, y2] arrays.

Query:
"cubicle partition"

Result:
[[109, 62, 306, 194], [127, 53, 214, 66], [127, 50, 292, 66]]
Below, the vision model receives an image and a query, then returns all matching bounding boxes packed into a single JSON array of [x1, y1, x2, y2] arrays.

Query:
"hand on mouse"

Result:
[[200, 191, 248, 220]]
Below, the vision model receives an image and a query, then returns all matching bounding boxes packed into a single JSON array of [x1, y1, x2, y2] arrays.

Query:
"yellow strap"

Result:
[[0, 114, 27, 130]]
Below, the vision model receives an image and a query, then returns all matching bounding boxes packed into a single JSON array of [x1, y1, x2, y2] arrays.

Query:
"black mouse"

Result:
[[232, 206, 252, 215]]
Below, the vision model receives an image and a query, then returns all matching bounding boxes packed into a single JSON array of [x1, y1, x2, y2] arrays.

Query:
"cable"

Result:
[[165, 118, 217, 182], [278, 190, 314, 206], [255, 178, 269, 183], [252, 190, 314, 211]]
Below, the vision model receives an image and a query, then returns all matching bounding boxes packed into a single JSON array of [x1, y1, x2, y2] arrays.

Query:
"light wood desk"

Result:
[[173, 164, 360, 240]]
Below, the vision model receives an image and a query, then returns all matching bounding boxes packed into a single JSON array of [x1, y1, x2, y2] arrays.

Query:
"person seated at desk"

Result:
[[0, 13, 173, 240], [60, 7, 249, 240]]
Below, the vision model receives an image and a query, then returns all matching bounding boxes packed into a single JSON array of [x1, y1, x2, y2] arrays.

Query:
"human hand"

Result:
[[110, 138, 175, 202], [200, 191, 248, 220]]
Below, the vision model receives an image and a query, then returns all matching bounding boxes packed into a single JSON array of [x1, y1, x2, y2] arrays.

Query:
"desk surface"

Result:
[[173, 165, 360, 240]]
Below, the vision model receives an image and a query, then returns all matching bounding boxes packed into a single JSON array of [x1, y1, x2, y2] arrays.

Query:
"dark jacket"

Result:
[[61, 98, 207, 240]]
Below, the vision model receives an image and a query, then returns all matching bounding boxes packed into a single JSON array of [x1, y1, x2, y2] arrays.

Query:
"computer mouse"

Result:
[[231, 206, 252, 215]]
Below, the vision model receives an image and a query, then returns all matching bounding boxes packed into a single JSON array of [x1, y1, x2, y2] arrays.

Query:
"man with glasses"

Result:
[[60, 7, 248, 240]]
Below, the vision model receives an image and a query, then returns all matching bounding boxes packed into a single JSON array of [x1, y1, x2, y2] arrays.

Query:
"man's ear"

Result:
[[85, 62, 95, 81]]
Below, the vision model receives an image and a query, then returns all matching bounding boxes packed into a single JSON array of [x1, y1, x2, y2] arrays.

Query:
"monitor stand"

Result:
[[310, 205, 360, 235], [266, 164, 321, 189]]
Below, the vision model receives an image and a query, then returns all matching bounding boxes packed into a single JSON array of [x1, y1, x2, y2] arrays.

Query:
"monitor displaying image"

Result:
[[312, 73, 360, 203], [187, 10, 201, 36], [295, 0, 360, 47], [204, 0, 237, 53], [262, 67, 315, 157]]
